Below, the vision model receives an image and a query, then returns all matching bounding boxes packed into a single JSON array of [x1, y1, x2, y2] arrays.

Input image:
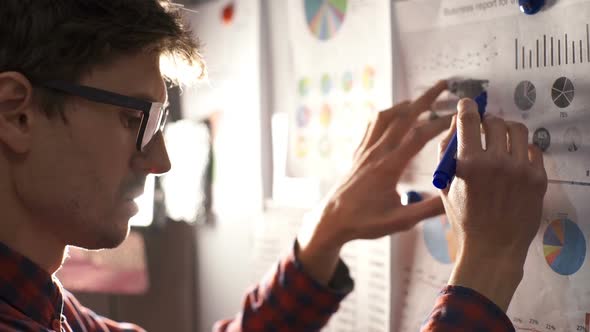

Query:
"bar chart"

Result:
[[515, 24, 590, 70]]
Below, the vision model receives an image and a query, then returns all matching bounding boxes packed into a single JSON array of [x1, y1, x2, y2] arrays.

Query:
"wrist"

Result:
[[296, 235, 342, 286], [449, 242, 527, 311], [296, 211, 344, 286]]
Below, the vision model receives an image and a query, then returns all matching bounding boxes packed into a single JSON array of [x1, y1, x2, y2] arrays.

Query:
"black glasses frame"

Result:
[[39, 80, 167, 151]]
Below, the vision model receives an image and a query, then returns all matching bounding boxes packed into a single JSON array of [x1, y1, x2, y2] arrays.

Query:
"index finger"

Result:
[[411, 80, 449, 114], [379, 80, 448, 149]]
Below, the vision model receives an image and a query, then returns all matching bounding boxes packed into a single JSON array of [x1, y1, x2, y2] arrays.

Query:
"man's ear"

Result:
[[0, 72, 35, 154]]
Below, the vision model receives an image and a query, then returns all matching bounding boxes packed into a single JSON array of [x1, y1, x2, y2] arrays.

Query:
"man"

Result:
[[0, 1, 547, 331]]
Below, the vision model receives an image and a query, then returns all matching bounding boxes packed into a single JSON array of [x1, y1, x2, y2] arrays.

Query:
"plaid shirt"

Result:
[[0, 241, 514, 332], [421, 285, 515, 332]]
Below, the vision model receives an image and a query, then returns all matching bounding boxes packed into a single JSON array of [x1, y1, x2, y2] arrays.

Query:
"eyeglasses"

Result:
[[40, 80, 169, 152]]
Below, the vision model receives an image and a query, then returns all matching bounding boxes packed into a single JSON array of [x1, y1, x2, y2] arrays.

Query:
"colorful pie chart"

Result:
[[321, 74, 332, 95], [298, 78, 310, 97], [304, 0, 347, 41], [423, 215, 458, 264], [543, 218, 586, 276], [342, 71, 353, 92], [362, 66, 375, 90], [295, 135, 309, 158], [296, 106, 311, 128], [319, 104, 332, 127]]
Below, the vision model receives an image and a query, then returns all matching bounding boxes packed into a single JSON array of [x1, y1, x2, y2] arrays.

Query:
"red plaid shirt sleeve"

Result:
[[213, 243, 353, 332], [421, 285, 515, 332]]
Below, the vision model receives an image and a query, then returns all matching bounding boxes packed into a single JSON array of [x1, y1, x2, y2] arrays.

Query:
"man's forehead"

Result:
[[82, 52, 167, 102], [127, 86, 168, 104]]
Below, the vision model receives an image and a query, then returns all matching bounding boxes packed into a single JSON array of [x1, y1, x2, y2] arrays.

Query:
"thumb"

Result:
[[456, 98, 483, 158]]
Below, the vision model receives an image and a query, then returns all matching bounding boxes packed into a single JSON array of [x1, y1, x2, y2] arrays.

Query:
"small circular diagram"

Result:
[[514, 80, 536, 111], [321, 74, 332, 95], [543, 218, 586, 276], [295, 135, 309, 158], [552, 77, 575, 108], [319, 104, 332, 127], [298, 78, 310, 97], [342, 71, 353, 92], [304, 0, 348, 41], [423, 215, 458, 264], [362, 66, 375, 90], [533, 128, 551, 152], [563, 127, 582, 152], [296, 106, 311, 128]]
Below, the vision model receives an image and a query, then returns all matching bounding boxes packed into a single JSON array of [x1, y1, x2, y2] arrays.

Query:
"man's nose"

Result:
[[133, 131, 171, 175]]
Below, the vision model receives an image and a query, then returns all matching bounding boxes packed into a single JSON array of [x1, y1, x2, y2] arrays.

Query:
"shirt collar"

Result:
[[0, 241, 63, 327]]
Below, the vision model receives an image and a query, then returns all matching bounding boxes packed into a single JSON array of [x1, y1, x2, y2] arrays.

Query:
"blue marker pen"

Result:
[[432, 92, 488, 190]]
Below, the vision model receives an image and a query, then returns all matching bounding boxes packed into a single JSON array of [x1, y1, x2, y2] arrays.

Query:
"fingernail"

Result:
[[457, 98, 476, 112]]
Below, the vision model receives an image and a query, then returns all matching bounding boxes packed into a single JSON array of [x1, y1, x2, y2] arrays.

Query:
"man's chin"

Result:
[[71, 225, 131, 250]]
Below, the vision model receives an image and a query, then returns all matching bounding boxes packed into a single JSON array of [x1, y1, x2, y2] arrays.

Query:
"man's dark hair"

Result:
[[0, 0, 205, 115]]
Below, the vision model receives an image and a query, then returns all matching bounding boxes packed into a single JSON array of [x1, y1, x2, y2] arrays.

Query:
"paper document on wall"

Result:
[[392, 1, 590, 331], [286, 3, 395, 328], [286, 0, 393, 180]]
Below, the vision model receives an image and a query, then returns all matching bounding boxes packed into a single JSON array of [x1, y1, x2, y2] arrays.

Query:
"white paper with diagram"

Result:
[[286, 1, 395, 331], [392, 0, 590, 331]]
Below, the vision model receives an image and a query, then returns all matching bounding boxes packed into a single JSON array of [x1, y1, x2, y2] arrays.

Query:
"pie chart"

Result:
[[551, 77, 575, 108], [296, 106, 311, 128], [423, 215, 457, 264], [319, 104, 332, 127], [304, 0, 348, 41], [564, 127, 582, 152], [295, 135, 309, 158], [321, 74, 332, 95], [342, 71, 353, 92], [543, 218, 586, 275], [514, 80, 536, 111], [298, 78, 310, 97], [362, 66, 375, 90], [533, 127, 551, 152]]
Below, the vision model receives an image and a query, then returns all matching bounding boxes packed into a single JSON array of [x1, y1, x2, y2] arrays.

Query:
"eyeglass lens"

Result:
[[140, 103, 167, 150]]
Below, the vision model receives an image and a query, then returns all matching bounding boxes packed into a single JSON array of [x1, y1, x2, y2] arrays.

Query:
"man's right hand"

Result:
[[439, 98, 548, 311]]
